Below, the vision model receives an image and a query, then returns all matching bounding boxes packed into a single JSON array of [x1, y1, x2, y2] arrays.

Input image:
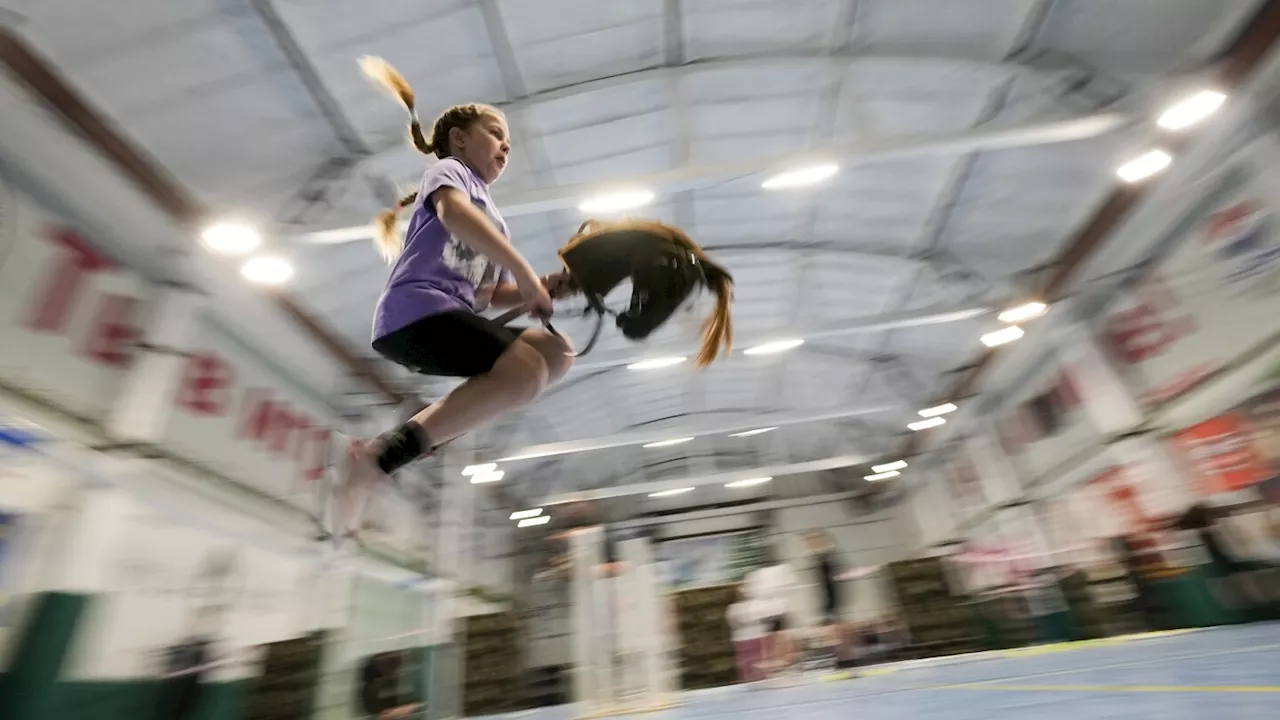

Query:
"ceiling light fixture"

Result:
[[725, 477, 772, 488], [1157, 90, 1226, 131], [518, 515, 551, 527], [1116, 149, 1172, 183], [743, 339, 804, 356], [728, 427, 778, 438], [997, 301, 1047, 324], [981, 325, 1025, 347], [648, 487, 694, 498], [201, 222, 262, 255], [463, 463, 498, 476], [642, 437, 695, 449], [761, 163, 839, 190], [918, 403, 957, 418], [627, 356, 687, 371], [469, 470, 506, 484], [240, 256, 294, 286], [871, 461, 908, 473], [907, 417, 946, 432], [510, 509, 543, 521], [578, 190, 655, 214], [865, 470, 900, 482]]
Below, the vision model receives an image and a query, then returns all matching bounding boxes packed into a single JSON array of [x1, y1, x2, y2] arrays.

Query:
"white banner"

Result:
[[0, 181, 349, 520], [0, 182, 152, 422], [159, 321, 341, 513], [993, 356, 1099, 483], [1098, 133, 1280, 407], [939, 442, 989, 526]]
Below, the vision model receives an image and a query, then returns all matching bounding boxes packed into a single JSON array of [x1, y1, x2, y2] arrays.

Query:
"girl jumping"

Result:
[[327, 57, 579, 539]]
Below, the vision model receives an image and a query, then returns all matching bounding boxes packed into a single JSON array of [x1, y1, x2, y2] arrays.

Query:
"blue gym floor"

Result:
[[483, 623, 1280, 719]]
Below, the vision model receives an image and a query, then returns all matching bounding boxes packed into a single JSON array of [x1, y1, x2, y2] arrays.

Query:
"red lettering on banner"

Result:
[[238, 388, 276, 442], [238, 389, 321, 462], [180, 360, 335, 484], [24, 229, 114, 332], [82, 294, 140, 367], [177, 353, 236, 416], [301, 428, 332, 484]]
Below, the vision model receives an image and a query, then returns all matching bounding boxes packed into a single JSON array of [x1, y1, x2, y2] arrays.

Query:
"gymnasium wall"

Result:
[[0, 68, 460, 720], [906, 103, 1280, 589], [514, 478, 912, 671]]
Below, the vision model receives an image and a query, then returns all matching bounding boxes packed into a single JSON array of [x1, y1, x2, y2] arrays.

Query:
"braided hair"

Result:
[[358, 56, 504, 263]]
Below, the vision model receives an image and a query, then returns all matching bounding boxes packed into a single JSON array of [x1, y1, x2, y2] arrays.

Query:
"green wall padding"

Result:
[[0, 592, 89, 720], [41, 679, 246, 720]]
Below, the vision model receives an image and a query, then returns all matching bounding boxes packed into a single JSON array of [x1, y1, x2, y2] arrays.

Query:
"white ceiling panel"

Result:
[[683, 0, 844, 61], [853, 0, 1036, 58], [9, 0, 1258, 503]]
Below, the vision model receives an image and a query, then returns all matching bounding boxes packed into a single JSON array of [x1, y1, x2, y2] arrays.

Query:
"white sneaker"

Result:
[[328, 438, 388, 541]]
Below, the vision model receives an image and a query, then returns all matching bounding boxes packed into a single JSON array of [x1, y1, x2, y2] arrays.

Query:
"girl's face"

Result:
[[454, 113, 511, 184]]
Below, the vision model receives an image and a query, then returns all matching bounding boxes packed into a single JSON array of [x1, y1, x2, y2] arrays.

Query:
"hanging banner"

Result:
[[159, 321, 341, 513], [0, 184, 151, 422], [993, 357, 1098, 483], [1099, 134, 1280, 407], [941, 443, 988, 525], [1171, 412, 1273, 496], [0, 181, 352, 521]]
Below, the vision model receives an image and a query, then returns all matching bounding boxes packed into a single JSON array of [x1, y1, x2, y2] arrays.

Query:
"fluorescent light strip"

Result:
[[725, 477, 772, 489], [997, 301, 1047, 324], [1157, 90, 1226, 131], [871, 461, 907, 473], [761, 163, 839, 190], [627, 356, 686, 371], [907, 417, 945, 432], [642, 437, 694, 448], [510, 508, 543, 521], [864, 470, 900, 482], [1116, 149, 1172, 183], [918, 403, 957, 418], [240, 256, 293, 286], [578, 190, 655, 214], [728, 427, 777, 438], [981, 326, 1025, 347], [648, 487, 694, 498], [469, 470, 505, 484], [463, 463, 498, 476], [743, 339, 804, 355], [518, 516, 551, 527]]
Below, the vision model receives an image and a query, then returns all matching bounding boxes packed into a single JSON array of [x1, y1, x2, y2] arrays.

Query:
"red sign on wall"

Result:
[[1172, 413, 1273, 495], [14, 223, 334, 490]]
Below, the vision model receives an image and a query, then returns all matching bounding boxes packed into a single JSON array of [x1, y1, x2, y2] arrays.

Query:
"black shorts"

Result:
[[372, 310, 530, 378]]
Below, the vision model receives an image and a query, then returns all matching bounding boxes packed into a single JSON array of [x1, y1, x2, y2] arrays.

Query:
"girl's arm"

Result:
[[490, 271, 578, 309], [433, 187, 538, 284]]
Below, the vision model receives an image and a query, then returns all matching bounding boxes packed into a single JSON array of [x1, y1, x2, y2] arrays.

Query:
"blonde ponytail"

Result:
[[359, 56, 506, 264], [359, 56, 433, 157], [372, 192, 418, 263]]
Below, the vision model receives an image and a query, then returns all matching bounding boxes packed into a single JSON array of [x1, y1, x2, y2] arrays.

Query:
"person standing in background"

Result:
[[726, 583, 766, 685], [744, 545, 796, 676]]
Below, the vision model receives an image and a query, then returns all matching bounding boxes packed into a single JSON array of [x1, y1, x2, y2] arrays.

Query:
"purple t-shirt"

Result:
[[372, 158, 512, 341]]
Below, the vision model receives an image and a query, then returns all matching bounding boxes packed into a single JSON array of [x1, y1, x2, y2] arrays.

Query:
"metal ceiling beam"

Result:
[[537, 453, 871, 506], [893, 0, 1280, 462], [0, 27, 408, 405], [250, 0, 368, 156], [302, 110, 1130, 243], [488, 403, 893, 464], [558, 303, 989, 373], [348, 47, 1146, 177]]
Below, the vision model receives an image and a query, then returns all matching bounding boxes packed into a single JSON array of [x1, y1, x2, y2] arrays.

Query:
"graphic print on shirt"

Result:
[[441, 198, 506, 311]]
